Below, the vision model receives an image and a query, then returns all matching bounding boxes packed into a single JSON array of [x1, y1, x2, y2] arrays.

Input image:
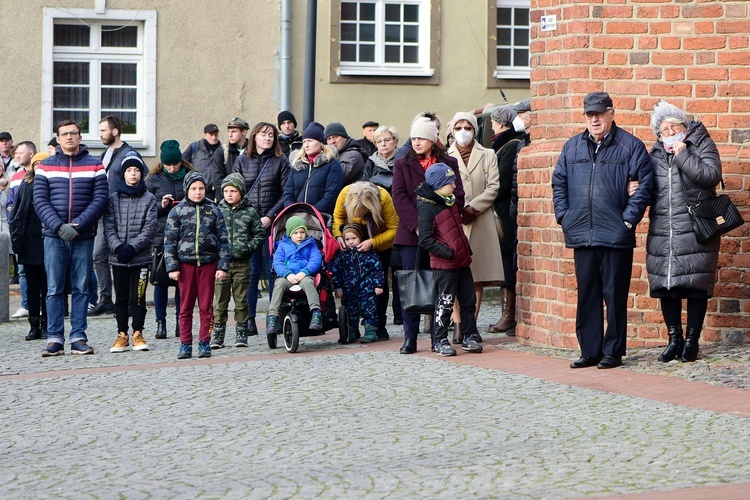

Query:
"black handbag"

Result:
[[679, 170, 744, 243], [150, 248, 177, 287], [395, 268, 436, 314]]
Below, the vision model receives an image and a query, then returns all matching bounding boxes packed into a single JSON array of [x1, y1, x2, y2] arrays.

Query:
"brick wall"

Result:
[[518, 0, 750, 348]]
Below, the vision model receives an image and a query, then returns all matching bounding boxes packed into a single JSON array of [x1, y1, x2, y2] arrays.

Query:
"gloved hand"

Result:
[[462, 206, 481, 225], [57, 223, 78, 241], [117, 244, 136, 263]]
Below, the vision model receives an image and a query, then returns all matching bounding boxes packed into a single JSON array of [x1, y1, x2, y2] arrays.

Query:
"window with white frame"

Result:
[[495, 0, 530, 79], [43, 9, 156, 155], [338, 0, 433, 77]]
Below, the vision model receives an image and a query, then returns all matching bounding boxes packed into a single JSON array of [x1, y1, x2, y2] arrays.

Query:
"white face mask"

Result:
[[454, 129, 474, 147], [661, 132, 686, 153], [512, 116, 526, 133]]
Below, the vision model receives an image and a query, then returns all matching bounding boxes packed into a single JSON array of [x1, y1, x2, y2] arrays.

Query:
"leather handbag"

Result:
[[150, 248, 178, 287], [679, 171, 744, 243], [395, 268, 436, 314], [492, 209, 505, 242]]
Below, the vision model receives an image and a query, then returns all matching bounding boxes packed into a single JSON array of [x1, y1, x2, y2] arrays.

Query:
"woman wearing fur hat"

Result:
[[447, 111, 504, 344], [392, 116, 465, 354], [645, 101, 723, 363]]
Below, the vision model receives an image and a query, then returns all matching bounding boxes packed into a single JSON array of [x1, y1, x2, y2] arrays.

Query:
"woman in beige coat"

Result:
[[447, 111, 504, 343]]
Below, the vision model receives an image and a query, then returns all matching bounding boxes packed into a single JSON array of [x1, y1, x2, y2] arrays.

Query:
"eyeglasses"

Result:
[[58, 131, 80, 137], [659, 124, 685, 135]]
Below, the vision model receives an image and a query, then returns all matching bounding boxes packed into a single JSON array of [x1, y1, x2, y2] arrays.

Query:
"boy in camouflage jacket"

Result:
[[210, 173, 264, 349], [164, 171, 230, 359]]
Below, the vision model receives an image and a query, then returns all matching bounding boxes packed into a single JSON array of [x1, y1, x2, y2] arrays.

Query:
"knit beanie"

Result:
[[651, 101, 688, 136], [285, 215, 308, 237], [183, 170, 207, 192], [324, 122, 349, 139], [514, 99, 531, 113], [450, 111, 479, 134], [409, 117, 438, 143], [160, 139, 182, 165], [121, 152, 147, 179], [491, 105, 518, 127], [278, 111, 297, 128], [221, 172, 246, 196], [425, 162, 456, 190], [30, 152, 51, 167], [342, 223, 366, 242], [302, 122, 325, 143]]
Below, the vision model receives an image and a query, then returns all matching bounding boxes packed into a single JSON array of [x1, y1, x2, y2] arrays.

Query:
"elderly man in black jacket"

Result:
[[552, 92, 653, 370]]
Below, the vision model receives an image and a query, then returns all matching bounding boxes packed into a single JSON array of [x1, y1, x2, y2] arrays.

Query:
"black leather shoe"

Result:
[[88, 298, 114, 316], [399, 338, 416, 354], [154, 319, 167, 339], [247, 318, 258, 336], [570, 356, 601, 369], [597, 355, 623, 369]]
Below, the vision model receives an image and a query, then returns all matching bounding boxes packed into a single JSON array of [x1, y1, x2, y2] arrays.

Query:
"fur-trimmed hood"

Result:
[[290, 145, 337, 171]]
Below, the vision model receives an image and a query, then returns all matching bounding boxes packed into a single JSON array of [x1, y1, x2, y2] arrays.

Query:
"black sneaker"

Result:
[[461, 334, 483, 353], [41, 342, 65, 357], [88, 299, 114, 316], [70, 340, 94, 355], [434, 339, 456, 357]]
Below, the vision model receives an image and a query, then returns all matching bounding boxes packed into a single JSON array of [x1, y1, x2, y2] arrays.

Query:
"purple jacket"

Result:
[[392, 154, 464, 246]]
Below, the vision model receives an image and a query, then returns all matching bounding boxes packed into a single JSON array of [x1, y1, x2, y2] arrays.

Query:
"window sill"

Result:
[[338, 66, 435, 77]]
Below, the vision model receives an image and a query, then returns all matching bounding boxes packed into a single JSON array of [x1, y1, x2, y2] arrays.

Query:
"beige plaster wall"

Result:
[[288, 0, 530, 142]]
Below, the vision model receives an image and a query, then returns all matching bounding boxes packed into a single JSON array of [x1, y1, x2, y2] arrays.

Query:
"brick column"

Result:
[[517, 0, 750, 348]]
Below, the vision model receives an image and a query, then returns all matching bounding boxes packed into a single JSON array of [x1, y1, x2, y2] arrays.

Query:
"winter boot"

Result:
[[247, 317, 258, 336], [40, 316, 48, 339], [658, 326, 684, 362], [360, 324, 379, 343], [175, 317, 180, 337], [25, 317, 43, 341], [235, 322, 249, 348], [487, 288, 516, 333], [399, 337, 417, 354], [155, 319, 167, 339], [347, 323, 360, 344], [266, 315, 280, 335], [680, 327, 701, 362], [210, 323, 226, 349], [309, 308, 323, 331], [452, 322, 463, 344]]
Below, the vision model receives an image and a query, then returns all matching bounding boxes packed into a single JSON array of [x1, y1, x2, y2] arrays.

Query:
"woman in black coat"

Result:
[[233, 122, 291, 334], [8, 152, 50, 340], [646, 102, 723, 363]]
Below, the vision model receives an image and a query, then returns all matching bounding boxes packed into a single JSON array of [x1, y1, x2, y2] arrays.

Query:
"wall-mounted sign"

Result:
[[541, 15, 557, 32]]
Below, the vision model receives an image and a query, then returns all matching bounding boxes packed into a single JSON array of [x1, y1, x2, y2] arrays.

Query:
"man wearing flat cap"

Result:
[[183, 123, 226, 201], [225, 117, 250, 174], [552, 91, 653, 370], [357, 120, 379, 157]]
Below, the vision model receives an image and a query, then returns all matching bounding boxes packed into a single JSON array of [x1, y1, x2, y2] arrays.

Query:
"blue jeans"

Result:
[[19, 265, 28, 310], [247, 232, 274, 318], [154, 284, 180, 322], [44, 237, 95, 344]]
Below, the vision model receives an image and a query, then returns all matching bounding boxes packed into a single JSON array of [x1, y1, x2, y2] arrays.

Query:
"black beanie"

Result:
[[278, 111, 297, 128]]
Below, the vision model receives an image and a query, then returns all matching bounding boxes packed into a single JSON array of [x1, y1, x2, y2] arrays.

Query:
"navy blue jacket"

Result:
[[284, 146, 344, 215], [552, 123, 653, 249]]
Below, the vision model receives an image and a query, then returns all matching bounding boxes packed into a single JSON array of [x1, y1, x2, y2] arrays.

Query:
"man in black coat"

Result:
[[552, 92, 653, 370]]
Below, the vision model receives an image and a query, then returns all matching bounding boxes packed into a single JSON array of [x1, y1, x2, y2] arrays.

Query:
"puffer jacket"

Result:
[[336, 137, 366, 185], [552, 123, 654, 249], [183, 139, 226, 201], [416, 183, 472, 270], [284, 146, 344, 215], [272, 234, 322, 277], [103, 188, 158, 268], [233, 150, 290, 220], [8, 178, 44, 266], [362, 152, 396, 193], [102, 142, 139, 195], [330, 246, 385, 294], [218, 196, 264, 260], [331, 184, 398, 252], [646, 121, 722, 296], [34, 145, 109, 239], [145, 165, 192, 248], [279, 131, 303, 158], [491, 128, 526, 250], [163, 197, 230, 272]]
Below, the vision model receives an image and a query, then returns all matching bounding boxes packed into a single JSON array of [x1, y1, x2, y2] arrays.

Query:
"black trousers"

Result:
[[434, 267, 478, 343], [573, 247, 633, 358], [25, 264, 47, 319], [376, 248, 391, 335], [113, 266, 149, 333]]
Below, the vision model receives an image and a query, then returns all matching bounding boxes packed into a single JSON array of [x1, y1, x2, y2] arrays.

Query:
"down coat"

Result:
[[145, 164, 193, 249], [552, 123, 653, 249], [103, 185, 158, 268], [284, 146, 344, 215], [416, 183, 472, 270], [34, 145, 109, 240], [646, 121, 722, 296], [233, 150, 290, 221]]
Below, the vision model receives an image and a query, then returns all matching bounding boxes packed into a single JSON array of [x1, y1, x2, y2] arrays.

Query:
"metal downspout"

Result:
[[280, 0, 292, 112]]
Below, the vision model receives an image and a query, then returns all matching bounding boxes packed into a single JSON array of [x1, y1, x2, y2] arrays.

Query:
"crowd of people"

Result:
[[1, 93, 727, 364]]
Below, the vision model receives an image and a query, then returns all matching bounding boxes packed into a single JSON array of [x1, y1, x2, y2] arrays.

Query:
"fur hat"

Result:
[[183, 170, 207, 193], [425, 162, 456, 190], [324, 122, 349, 139], [121, 152, 147, 178], [410, 117, 438, 143], [221, 172, 246, 196], [285, 215, 308, 237], [450, 111, 479, 134], [160, 140, 182, 165], [302, 122, 325, 143], [342, 223, 366, 242], [491, 105, 518, 127], [30, 152, 50, 167], [651, 101, 688, 136], [278, 111, 297, 128]]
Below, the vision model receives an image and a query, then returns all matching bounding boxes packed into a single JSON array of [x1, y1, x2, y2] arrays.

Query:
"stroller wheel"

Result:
[[283, 314, 300, 353], [338, 306, 349, 344]]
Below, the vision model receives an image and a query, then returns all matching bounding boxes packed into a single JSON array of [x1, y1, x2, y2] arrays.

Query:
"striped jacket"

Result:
[[33, 145, 109, 240]]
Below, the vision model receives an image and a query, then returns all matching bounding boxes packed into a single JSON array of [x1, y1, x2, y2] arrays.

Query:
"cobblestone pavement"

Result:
[[1, 297, 749, 498]]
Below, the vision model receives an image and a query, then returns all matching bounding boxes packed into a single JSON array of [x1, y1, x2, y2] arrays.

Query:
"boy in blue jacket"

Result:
[[266, 216, 323, 334]]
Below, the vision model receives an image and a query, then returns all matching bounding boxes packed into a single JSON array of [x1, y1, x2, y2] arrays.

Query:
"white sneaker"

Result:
[[12, 307, 29, 318], [88, 303, 96, 313]]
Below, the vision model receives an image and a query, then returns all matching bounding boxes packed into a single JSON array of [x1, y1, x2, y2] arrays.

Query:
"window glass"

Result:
[[54, 24, 90, 46], [495, 2, 530, 79], [101, 25, 138, 48]]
